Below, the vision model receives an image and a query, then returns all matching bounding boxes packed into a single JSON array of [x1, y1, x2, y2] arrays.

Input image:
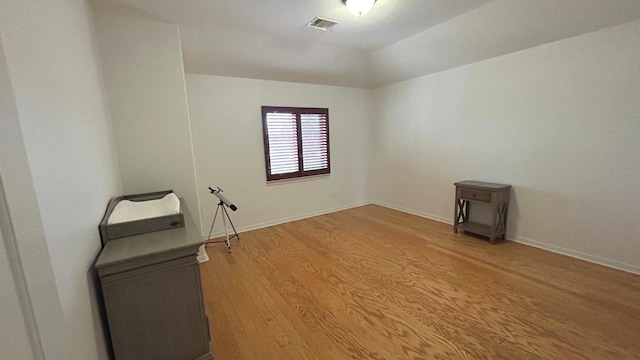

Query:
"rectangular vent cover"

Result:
[[307, 17, 338, 31]]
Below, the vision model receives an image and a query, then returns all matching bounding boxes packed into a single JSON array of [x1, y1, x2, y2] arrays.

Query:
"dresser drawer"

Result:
[[459, 188, 492, 202]]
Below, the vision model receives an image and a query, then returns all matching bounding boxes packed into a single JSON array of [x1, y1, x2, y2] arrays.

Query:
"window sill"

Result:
[[266, 173, 330, 186]]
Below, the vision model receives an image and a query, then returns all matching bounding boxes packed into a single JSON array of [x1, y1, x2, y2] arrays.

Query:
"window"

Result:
[[262, 106, 330, 181]]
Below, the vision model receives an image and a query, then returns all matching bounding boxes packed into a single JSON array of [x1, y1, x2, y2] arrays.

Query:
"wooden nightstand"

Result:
[[454, 181, 511, 244]]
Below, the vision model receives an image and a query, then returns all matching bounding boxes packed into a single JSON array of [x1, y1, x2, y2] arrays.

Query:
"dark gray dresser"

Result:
[[95, 204, 213, 360]]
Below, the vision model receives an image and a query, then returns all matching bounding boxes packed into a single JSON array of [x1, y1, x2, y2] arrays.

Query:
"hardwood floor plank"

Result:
[[247, 228, 398, 360], [287, 217, 557, 359], [227, 239, 330, 360], [201, 205, 640, 360], [200, 258, 243, 360], [273, 224, 475, 359]]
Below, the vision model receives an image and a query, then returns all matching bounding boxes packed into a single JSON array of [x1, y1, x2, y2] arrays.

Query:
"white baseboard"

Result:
[[203, 201, 370, 240], [196, 244, 209, 263], [372, 201, 640, 276], [372, 201, 454, 225], [509, 235, 640, 275]]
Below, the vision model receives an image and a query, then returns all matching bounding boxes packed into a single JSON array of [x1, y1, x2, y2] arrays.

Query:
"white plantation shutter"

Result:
[[301, 113, 328, 171], [266, 112, 299, 175], [262, 107, 330, 181]]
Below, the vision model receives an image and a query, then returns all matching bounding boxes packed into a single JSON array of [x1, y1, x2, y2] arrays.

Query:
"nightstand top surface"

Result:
[[454, 180, 511, 191]]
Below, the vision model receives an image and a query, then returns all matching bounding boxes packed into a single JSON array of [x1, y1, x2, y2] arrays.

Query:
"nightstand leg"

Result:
[[453, 198, 459, 234], [490, 202, 498, 244], [454, 199, 468, 234]]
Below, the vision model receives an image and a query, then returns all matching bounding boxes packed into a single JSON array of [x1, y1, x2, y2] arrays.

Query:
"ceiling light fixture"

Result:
[[342, 0, 376, 16]]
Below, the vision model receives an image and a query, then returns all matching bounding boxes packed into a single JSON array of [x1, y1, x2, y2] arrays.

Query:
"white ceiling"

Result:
[[92, 0, 640, 88]]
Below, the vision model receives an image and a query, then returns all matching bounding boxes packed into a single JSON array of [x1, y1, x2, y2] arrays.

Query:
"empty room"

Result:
[[1, 0, 639, 359]]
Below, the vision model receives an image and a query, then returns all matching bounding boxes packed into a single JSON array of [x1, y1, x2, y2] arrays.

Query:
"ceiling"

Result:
[[92, 0, 640, 88]]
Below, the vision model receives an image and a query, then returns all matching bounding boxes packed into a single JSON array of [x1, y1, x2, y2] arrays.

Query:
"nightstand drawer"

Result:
[[460, 188, 491, 202]]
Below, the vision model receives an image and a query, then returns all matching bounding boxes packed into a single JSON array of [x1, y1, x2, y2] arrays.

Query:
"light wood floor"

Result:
[[200, 205, 640, 360]]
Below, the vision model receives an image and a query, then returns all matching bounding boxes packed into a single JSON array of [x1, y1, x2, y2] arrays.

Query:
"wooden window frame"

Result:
[[261, 106, 330, 182]]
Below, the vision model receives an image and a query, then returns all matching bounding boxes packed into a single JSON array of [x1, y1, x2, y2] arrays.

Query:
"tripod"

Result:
[[206, 200, 240, 252]]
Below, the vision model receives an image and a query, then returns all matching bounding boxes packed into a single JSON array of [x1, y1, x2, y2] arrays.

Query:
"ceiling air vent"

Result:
[[307, 17, 339, 31]]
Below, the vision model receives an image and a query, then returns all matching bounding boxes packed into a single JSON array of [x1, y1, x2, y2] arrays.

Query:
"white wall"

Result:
[[0, 226, 33, 359], [186, 74, 372, 236], [0, 38, 37, 360], [1, 0, 123, 359], [371, 20, 640, 273], [94, 12, 202, 229]]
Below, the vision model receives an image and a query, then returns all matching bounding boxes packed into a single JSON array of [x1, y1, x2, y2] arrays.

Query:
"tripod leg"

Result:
[[222, 206, 240, 240], [221, 206, 231, 253], [206, 203, 221, 246]]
